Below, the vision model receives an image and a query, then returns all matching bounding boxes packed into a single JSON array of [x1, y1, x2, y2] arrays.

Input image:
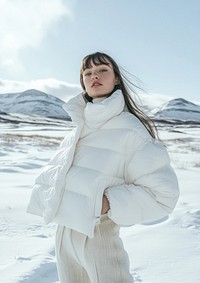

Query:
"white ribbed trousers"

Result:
[[55, 214, 134, 283]]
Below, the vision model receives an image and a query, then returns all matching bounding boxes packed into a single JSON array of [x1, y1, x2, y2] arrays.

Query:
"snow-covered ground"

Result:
[[0, 120, 200, 283]]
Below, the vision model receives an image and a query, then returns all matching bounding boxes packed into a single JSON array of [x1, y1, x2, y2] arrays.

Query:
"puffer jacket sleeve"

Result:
[[26, 128, 77, 220], [105, 131, 179, 226]]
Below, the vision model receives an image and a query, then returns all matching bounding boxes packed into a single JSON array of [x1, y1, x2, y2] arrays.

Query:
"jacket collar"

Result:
[[63, 93, 86, 125], [63, 89, 125, 128]]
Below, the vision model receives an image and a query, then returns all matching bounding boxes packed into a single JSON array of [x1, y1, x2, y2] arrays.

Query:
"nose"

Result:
[[91, 71, 99, 80]]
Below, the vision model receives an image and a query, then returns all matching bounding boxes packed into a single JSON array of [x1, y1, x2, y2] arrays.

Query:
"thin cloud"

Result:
[[0, 78, 81, 101], [0, 0, 72, 73]]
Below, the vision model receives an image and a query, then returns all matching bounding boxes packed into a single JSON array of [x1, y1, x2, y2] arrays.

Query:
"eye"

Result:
[[84, 71, 92, 77], [99, 68, 108, 73]]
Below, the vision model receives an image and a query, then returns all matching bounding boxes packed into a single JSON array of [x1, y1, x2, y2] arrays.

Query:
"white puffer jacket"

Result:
[[27, 90, 179, 238]]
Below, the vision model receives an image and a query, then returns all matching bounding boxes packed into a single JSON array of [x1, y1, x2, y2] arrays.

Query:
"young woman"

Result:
[[27, 52, 179, 283]]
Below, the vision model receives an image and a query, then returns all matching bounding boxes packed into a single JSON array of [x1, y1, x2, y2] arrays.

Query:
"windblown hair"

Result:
[[80, 52, 158, 139]]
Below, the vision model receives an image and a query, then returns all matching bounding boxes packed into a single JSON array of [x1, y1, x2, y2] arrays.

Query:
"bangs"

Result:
[[81, 53, 110, 73]]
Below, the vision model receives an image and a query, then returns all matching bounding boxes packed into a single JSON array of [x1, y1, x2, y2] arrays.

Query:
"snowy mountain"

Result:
[[0, 89, 70, 120], [153, 98, 200, 122], [0, 89, 200, 123]]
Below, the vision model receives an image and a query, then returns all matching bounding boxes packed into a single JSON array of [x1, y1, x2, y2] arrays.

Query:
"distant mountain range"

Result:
[[152, 98, 200, 123], [0, 89, 200, 124], [0, 89, 70, 120]]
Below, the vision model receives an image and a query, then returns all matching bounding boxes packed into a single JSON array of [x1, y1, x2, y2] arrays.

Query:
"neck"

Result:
[[93, 96, 106, 104]]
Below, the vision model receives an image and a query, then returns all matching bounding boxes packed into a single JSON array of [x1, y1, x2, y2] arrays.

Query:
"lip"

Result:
[[91, 82, 102, 87]]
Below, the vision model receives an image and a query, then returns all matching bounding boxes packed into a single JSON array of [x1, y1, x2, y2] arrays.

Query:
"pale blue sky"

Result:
[[0, 0, 199, 102]]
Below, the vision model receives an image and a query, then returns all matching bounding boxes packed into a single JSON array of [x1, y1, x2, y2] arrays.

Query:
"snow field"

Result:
[[0, 122, 199, 283]]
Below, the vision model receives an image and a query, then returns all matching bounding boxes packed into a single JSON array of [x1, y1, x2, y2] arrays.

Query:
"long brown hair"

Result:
[[80, 52, 158, 139]]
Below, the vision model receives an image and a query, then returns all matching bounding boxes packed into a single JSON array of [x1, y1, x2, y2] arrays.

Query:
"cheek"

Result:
[[82, 78, 89, 89], [105, 74, 115, 83], [110, 76, 118, 86]]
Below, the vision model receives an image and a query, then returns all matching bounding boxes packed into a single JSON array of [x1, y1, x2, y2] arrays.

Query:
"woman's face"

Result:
[[82, 61, 119, 98]]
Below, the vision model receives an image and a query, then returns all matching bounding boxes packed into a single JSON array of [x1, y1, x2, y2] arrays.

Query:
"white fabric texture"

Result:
[[27, 89, 179, 238], [55, 214, 134, 283]]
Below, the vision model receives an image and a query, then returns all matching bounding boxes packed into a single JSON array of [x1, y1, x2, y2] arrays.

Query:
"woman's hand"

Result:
[[101, 194, 110, 215]]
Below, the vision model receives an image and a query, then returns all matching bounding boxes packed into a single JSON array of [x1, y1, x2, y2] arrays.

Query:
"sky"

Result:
[[0, 0, 200, 103]]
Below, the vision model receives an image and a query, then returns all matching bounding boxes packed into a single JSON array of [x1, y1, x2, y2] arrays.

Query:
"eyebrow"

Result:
[[84, 64, 112, 70]]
